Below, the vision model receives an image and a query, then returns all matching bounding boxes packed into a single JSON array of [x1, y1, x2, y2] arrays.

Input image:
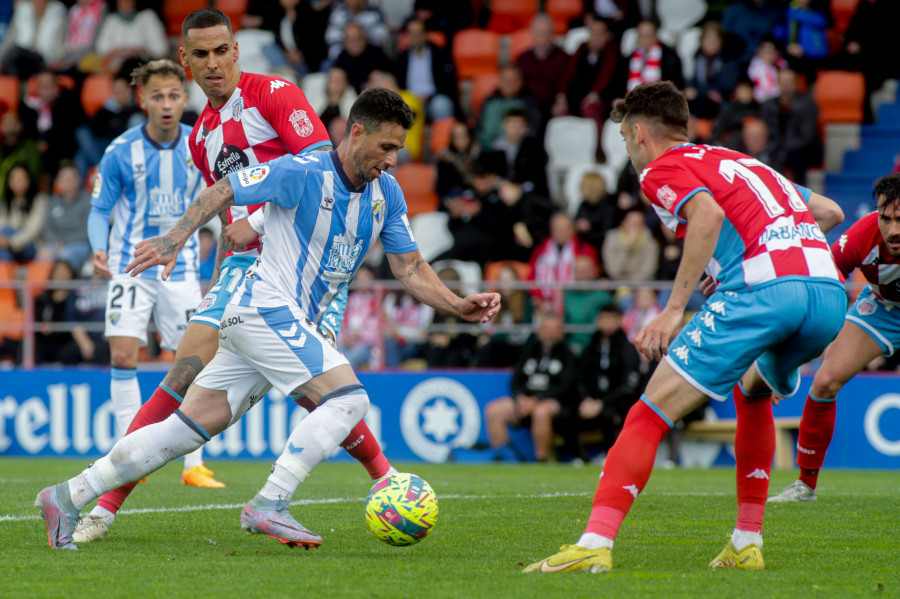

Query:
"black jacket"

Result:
[[511, 336, 579, 406]]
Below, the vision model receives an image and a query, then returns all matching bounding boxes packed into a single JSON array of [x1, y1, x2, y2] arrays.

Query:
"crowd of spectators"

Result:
[[0, 0, 899, 378]]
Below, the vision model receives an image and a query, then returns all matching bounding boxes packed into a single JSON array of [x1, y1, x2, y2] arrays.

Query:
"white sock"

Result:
[[732, 528, 763, 550], [267, 386, 369, 495], [183, 447, 204, 470], [111, 368, 141, 438], [576, 532, 614, 550], [87, 505, 116, 526], [68, 412, 208, 510], [259, 464, 300, 501]]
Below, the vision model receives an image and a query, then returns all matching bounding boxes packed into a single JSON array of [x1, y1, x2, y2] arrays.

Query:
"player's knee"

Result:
[[810, 373, 842, 400], [485, 397, 512, 423], [110, 347, 138, 369]]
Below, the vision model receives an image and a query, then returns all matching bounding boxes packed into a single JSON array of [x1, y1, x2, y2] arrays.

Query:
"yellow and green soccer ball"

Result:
[[364, 473, 438, 546]]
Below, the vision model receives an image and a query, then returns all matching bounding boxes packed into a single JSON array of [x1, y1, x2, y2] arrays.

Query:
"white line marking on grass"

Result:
[[0, 489, 879, 524]]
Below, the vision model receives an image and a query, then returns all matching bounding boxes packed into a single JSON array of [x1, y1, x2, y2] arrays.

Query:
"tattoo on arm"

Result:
[[404, 258, 425, 285], [171, 178, 235, 245]]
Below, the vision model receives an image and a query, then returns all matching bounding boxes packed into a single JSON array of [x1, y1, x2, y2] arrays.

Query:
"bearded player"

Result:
[[770, 173, 900, 502], [74, 8, 397, 543]]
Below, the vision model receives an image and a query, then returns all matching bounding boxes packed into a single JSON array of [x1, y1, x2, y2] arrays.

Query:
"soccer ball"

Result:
[[364, 473, 438, 546]]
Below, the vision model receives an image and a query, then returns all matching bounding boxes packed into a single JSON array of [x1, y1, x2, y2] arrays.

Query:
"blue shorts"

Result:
[[666, 279, 847, 400], [845, 286, 900, 356], [189, 254, 257, 329]]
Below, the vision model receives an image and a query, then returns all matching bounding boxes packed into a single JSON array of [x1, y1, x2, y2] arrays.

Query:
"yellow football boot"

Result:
[[709, 542, 764, 569], [182, 464, 226, 488], [523, 545, 612, 573]]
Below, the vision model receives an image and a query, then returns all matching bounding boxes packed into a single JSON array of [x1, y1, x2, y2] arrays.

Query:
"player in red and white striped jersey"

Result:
[[770, 173, 900, 503], [526, 81, 848, 574]]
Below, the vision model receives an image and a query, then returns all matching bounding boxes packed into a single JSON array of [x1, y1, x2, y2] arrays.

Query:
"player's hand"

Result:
[[699, 275, 718, 297], [92, 250, 112, 279], [634, 306, 683, 361], [579, 397, 604, 419], [456, 292, 501, 323], [126, 235, 180, 280], [225, 218, 258, 251]]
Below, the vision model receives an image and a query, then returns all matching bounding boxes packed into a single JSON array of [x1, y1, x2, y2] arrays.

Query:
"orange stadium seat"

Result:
[[452, 29, 501, 80], [396, 30, 447, 52], [0, 261, 17, 310], [214, 0, 249, 32], [508, 29, 535, 64], [483, 260, 531, 289], [467, 72, 500, 118], [25, 261, 55, 296], [546, 0, 583, 34], [487, 0, 538, 34], [814, 70, 865, 127], [0, 75, 20, 111], [0, 307, 24, 342], [81, 74, 114, 118], [429, 117, 457, 157], [393, 163, 439, 217], [164, 0, 207, 37]]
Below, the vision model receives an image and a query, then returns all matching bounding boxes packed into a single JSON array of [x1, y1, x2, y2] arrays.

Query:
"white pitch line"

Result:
[[0, 490, 742, 524]]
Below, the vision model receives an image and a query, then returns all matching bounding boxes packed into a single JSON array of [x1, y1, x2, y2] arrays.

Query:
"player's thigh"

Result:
[[297, 364, 361, 404], [154, 279, 202, 351], [190, 255, 256, 329], [755, 282, 847, 398], [104, 275, 156, 345], [171, 320, 221, 366], [844, 289, 900, 356], [643, 359, 711, 423], [217, 303, 349, 397], [189, 346, 271, 434]]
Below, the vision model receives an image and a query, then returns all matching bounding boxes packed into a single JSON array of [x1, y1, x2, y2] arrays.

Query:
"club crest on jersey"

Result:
[[198, 293, 216, 312], [372, 196, 385, 224], [238, 165, 270, 187], [857, 298, 877, 316], [656, 184, 677, 210], [109, 312, 120, 325], [289, 109, 313, 137], [231, 97, 243, 122]]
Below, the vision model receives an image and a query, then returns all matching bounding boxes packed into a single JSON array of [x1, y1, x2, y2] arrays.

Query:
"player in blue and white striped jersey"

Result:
[[85, 59, 220, 488], [36, 88, 501, 550]]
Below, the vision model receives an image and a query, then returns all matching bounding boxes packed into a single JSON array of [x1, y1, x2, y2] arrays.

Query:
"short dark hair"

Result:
[[874, 173, 900, 210], [131, 59, 185, 88], [503, 107, 528, 121], [182, 8, 232, 39], [611, 81, 689, 139], [347, 87, 415, 133]]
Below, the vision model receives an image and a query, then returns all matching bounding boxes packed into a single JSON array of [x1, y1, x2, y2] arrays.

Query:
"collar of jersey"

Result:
[[330, 150, 366, 193], [141, 124, 180, 151]]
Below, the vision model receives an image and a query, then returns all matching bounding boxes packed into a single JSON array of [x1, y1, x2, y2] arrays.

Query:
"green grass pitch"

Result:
[[1, 458, 898, 599]]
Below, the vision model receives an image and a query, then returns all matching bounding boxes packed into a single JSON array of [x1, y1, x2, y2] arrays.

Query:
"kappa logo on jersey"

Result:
[[214, 143, 250, 179], [270, 80, 288, 93], [289, 109, 314, 137], [232, 97, 244, 122], [372, 196, 385, 224], [196, 121, 210, 144], [656, 184, 677, 210], [857, 297, 877, 316], [839, 234, 848, 252], [238, 165, 270, 187], [91, 172, 103, 199]]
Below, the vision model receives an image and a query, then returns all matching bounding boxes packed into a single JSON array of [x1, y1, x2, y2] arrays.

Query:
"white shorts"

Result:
[[104, 274, 201, 350], [193, 302, 349, 423]]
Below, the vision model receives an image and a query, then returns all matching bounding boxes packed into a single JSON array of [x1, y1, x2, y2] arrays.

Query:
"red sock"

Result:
[[796, 394, 836, 489], [585, 398, 671, 540], [292, 395, 391, 480], [97, 385, 182, 514], [733, 384, 774, 534]]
